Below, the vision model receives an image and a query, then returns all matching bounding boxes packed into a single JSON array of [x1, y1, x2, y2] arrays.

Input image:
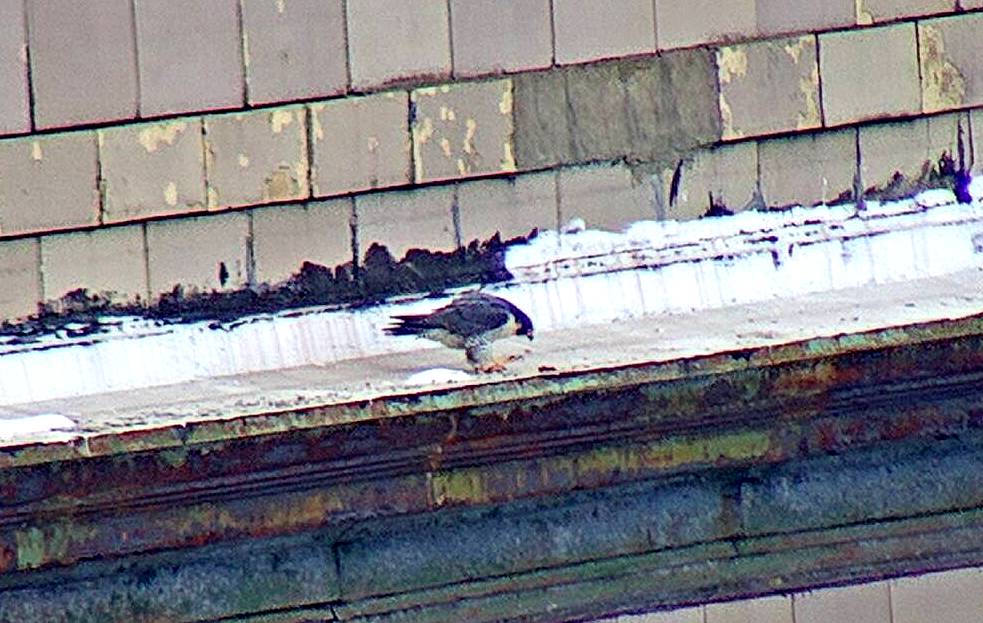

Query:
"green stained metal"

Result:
[[13, 522, 97, 571], [430, 430, 772, 508], [431, 469, 492, 507], [158, 447, 189, 468], [14, 527, 45, 570]]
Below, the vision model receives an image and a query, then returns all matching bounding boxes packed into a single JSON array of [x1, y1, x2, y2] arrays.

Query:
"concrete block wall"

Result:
[[2, 1, 983, 321]]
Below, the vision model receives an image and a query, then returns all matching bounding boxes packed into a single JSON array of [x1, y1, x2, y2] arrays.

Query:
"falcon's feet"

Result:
[[476, 359, 509, 373]]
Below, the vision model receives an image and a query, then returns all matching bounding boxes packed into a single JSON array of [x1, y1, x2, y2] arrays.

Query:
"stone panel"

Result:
[[204, 106, 309, 209], [354, 185, 457, 262], [98, 118, 206, 222], [241, 0, 348, 104], [252, 200, 353, 285], [135, 0, 244, 116], [456, 172, 557, 244], [27, 0, 138, 128], [310, 92, 411, 196], [819, 23, 921, 126], [919, 13, 983, 113], [450, 0, 552, 77], [146, 212, 250, 296], [0, 239, 41, 321], [656, 0, 756, 49], [558, 163, 656, 231], [717, 36, 820, 140], [41, 225, 148, 304], [411, 80, 516, 182], [347, 0, 451, 89], [759, 129, 857, 208], [553, 0, 656, 65], [0, 132, 99, 235], [0, 2, 30, 135]]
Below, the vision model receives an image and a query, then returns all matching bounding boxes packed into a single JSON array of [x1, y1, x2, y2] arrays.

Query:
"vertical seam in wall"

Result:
[[22, 0, 36, 131], [789, 594, 797, 623], [547, 0, 557, 66], [95, 132, 106, 225], [35, 236, 45, 305], [552, 169, 561, 232], [245, 210, 256, 288], [141, 223, 151, 303], [887, 580, 896, 623], [341, 0, 353, 91], [814, 34, 828, 127], [408, 92, 419, 184], [305, 106, 317, 198], [451, 184, 462, 249], [854, 126, 864, 209], [129, 0, 142, 118], [913, 20, 924, 114], [349, 196, 359, 280], [201, 117, 213, 209], [446, 0, 457, 78], [236, 0, 250, 106], [967, 109, 976, 170]]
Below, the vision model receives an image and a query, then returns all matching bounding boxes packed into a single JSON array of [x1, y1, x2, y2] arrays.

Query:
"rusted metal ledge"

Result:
[[4, 313, 983, 621]]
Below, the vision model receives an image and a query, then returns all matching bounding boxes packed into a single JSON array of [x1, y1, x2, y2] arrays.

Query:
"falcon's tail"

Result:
[[383, 314, 435, 337]]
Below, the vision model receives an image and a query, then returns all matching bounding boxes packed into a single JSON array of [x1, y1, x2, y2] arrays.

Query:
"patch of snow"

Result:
[[2, 177, 983, 407], [971, 176, 983, 202], [0, 413, 76, 440], [915, 188, 958, 208], [405, 368, 473, 386]]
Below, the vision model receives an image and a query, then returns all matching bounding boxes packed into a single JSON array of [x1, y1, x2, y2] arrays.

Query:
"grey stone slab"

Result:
[[241, 0, 347, 104], [135, 0, 244, 116], [27, 0, 138, 128]]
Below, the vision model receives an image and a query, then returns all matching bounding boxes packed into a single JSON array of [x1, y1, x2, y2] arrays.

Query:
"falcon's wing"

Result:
[[428, 295, 511, 338]]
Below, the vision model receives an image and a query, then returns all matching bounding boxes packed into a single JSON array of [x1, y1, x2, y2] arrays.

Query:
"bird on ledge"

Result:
[[384, 292, 535, 372]]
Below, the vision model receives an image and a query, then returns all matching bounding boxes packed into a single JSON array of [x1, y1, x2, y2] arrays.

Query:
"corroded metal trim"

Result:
[[3, 313, 983, 621]]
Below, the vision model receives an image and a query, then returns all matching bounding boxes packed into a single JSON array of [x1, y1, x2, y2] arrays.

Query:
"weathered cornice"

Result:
[[4, 313, 983, 621]]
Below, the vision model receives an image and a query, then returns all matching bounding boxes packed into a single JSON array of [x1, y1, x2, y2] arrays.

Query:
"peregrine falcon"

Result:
[[384, 292, 534, 372]]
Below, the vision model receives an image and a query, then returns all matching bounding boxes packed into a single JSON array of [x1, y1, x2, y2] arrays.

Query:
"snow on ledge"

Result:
[[2, 184, 983, 407]]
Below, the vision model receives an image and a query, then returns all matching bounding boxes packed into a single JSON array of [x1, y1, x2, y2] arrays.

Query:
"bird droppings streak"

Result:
[[0, 181, 982, 407]]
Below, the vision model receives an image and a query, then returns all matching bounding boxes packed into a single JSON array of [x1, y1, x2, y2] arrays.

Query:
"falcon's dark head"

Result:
[[508, 302, 535, 341]]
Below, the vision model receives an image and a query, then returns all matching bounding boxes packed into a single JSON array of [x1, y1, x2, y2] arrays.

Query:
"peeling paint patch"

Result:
[[463, 119, 477, 155], [920, 24, 967, 113], [270, 108, 295, 134], [164, 182, 179, 207], [799, 65, 822, 130], [499, 82, 514, 116], [720, 96, 742, 140], [310, 105, 325, 141], [138, 122, 188, 153], [856, 0, 873, 25], [717, 47, 748, 84], [783, 36, 812, 64]]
